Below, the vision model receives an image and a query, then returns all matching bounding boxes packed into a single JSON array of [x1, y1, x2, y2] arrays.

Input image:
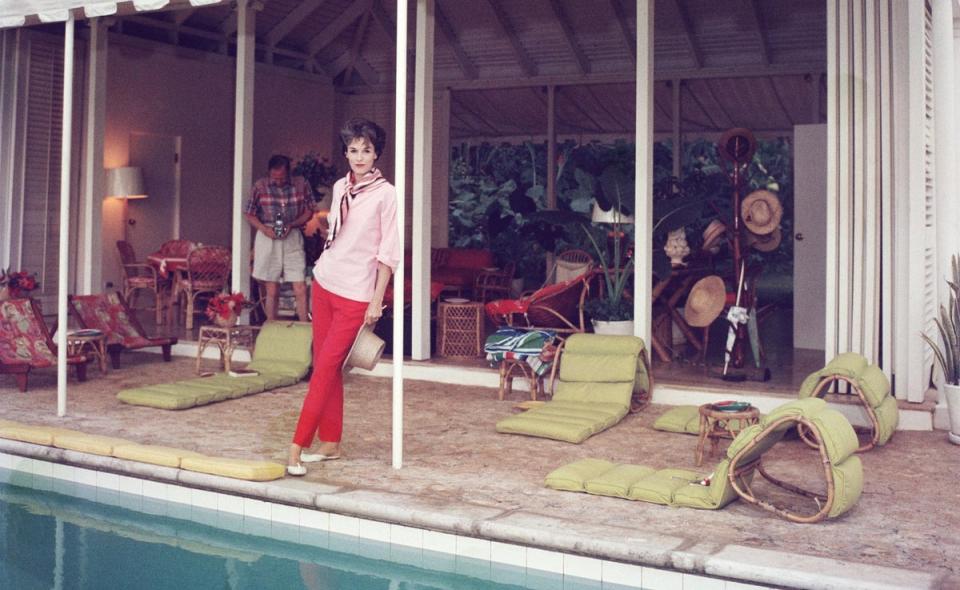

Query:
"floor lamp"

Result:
[[106, 166, 148, 244]]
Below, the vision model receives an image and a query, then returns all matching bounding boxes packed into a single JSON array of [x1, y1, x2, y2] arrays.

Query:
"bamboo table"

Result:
[[66, 331, 108, 373], [196, 325, 258, 374], [696, 403, 760, 466]]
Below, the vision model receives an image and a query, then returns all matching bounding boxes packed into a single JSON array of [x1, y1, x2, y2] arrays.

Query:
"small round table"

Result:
[[66, 331, 108, 373], [695, 403, 761, 466]]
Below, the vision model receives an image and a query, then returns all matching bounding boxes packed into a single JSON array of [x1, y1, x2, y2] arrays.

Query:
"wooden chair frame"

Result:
[[0, 298, 88, 391], [117, 240, 168, 324], [799, 375, 884, 453]]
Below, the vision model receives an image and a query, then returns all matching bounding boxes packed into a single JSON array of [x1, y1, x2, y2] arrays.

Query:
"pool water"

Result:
[[0, 469, 638, 590]]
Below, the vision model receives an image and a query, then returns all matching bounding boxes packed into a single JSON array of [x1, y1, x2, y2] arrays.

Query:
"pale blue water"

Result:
[[0, 468, 642, 590]]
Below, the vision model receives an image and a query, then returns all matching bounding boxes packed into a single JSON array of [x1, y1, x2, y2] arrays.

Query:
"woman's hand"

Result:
[[365, 301, 385, 325]]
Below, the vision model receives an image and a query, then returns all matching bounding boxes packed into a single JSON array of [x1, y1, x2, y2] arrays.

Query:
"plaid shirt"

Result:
[[244, 175, 314, 226]]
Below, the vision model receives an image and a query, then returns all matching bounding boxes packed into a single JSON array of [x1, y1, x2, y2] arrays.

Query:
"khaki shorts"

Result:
[[252, 230, 307, 283]]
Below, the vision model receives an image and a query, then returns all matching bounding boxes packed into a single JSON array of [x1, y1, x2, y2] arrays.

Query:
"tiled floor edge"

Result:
[[0, 447, 940, 590]]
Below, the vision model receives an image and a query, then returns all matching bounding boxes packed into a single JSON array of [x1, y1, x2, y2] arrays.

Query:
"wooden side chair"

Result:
[[179, 245, 231, 330], [116, 240, 168, 324], [0, 298, 89, 391]]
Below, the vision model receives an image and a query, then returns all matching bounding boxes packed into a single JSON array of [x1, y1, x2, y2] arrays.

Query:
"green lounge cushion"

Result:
[[672, 460, 743, 510], [559, 353, 638, 383], [858, 365, 891, 408], [496, 401, 628, 443], [117, 388, 200, 410], [553, 381, 633, 406], [544, 458, 615, 492], [584, 464, 657, 498], [653, 405, 701, 435], [246, 359, 308, 379], [873, 395, 899, 445], [828, 456, 864, 518]]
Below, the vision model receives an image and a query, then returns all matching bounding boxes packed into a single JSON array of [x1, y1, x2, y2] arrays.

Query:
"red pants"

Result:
[[292, 281, 368, 447]]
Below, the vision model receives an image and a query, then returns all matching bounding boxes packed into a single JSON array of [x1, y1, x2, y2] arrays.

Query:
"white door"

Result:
[[793, 124, 827, 350], [128, 133, 181, 258]]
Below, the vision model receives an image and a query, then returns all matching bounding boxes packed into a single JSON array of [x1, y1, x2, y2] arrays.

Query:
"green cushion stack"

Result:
[[118, 321, 312, 410]]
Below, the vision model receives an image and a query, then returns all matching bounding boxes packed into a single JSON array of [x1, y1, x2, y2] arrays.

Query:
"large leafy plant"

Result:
[[922, 254, 960, 386]]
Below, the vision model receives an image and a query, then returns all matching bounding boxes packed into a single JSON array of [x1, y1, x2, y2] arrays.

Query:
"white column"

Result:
[[57, 14, 76, 417], [79, 18, 106, 295], [411, 0, 434, 360], [633, 0, 653, 346], [393, 0, 409, 469], [935, 0, 958, 301], [231, 0, 255, 297], [546, 85, 556, 209]]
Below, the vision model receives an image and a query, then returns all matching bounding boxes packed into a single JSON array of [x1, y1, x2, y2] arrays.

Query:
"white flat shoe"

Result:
[[286, 463, 306, 476], [300, 452, 341, 463]]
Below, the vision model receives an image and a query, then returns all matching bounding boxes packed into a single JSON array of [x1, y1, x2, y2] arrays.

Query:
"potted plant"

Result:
[[921, 254, 960, 445], [0, 269, 39, 300]]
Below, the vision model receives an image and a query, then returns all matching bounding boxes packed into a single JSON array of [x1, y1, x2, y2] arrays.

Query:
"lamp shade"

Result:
[[106, 166, 147, 199], [591, 201, 634, 224]]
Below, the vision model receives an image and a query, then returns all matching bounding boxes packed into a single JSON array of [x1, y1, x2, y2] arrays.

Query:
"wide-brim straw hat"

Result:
[[718, 128, 757, 163], [745, 227, 783, 252], [701, 219, 727, 253], [741, 189, 783, 236], [343, 324, 385, 371], [685, 275, 726, 328]]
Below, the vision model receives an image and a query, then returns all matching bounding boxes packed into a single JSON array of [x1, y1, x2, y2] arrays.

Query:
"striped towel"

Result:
[[484, 328, 556, 377]]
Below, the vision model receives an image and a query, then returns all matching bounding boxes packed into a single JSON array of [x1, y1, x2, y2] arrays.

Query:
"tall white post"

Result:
[[57, 14, 75, 417], [232, 0, 255, 297], [393, 0, 409, 469], [634, 0, 653, 346], [80, 18, 106, 295], [411, 0, 434, 360]]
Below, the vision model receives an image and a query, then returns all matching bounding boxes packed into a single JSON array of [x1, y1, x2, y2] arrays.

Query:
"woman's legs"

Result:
[[289, 282, 367, 466]]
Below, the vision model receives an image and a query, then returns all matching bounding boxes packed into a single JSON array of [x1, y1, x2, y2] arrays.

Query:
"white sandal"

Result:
[[300, 452, 341, 463], [286, 463, 306, 476]]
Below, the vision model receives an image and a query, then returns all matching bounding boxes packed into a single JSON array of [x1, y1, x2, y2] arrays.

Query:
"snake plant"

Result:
[[922, 254, 960, 386]]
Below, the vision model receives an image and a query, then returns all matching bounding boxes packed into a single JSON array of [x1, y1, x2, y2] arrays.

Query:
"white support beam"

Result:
[[747, 0, 770, 65], [223, 2, 263, 37], [411, 0, 434, 360], [548, 0, 589, 75], [393, 0, 410, 470], [231, 0, 254, 298], [435, 3, 477, 79], [265, 0, 326, 48], [307, 0, 372, 57], [934, 0, 959, 304], [673, 0, 702, 68], [634, 0, 653, 345], [486, 0, 536, 77], [57, 14, 76, 417], [80, 18, 107, 295], [610, 0, 636, 65]]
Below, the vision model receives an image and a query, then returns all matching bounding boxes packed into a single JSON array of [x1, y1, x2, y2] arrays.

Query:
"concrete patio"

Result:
[[0, 353, 957, 590]]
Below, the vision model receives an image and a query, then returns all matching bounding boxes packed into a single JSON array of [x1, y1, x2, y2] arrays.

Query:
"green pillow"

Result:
[[544, 459, 615, 492], [653, 406, 700, 435]]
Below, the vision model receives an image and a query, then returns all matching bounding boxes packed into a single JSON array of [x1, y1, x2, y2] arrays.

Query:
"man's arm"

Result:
[[245, 212, 276, 239]]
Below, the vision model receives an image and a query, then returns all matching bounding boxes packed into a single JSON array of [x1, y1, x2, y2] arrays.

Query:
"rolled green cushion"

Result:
[[828, 455, 863, 518], [544, 458, 615, 492], [797, 371, 822, 398], [809, 408, 860, 463], [823, 352, 868, 378], [584, 464, 656, 498], [760, 398, 825, 426], [627, 468, 700, 504], [858, 365, 891, 408], [873, 395, 899, 445], [653, 406, 700, 435]]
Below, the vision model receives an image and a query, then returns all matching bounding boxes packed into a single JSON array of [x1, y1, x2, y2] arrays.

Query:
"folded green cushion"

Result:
[[653, 406, 700, 434], [627, 468, 700, 503], [584, 464, 656, 498], [828, 456, 863, 518], [858, 365, 891, 408], [544, 458, 615, 492], [873, 395, 899, 446]]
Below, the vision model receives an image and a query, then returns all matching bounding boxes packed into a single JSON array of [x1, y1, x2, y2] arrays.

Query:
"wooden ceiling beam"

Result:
[[435, 2, 478, 80], [486, 0, 536, 77], [693, 81, 728, 128], [673, 0, 703, 69], [609, 0, 635, 66], [767, 77, 794, 126], [172, 8, 195, 25], [548, 0, 589, 75], [451, 94, 502, 135], [747, 0, 771, 65], [307, 0, 372, 57], [265, 0, 326, 48], [343, 11, 372, 85], [370, 0, 415, 62]]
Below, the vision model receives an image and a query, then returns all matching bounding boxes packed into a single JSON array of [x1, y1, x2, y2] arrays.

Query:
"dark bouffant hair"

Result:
[[339, 118, 386, 157], [267, 154, 291, 171]]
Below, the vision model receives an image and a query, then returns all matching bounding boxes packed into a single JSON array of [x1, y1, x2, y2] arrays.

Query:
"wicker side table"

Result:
[[196, 325, 258, 374], [695, 403, 761, 466], [437, 301, 483, 358], [66, 331, 108, 373]]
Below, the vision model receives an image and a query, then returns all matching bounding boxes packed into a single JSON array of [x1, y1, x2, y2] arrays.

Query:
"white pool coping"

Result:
[[0, 443, 945, 590]]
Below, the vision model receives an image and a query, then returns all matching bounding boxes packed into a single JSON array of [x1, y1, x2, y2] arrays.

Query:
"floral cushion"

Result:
[[70, 293, 152, 348], [0, 299, 56, 367]]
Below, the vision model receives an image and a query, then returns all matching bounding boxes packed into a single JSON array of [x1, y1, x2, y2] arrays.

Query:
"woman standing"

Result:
[[287, 118, 400, 476]]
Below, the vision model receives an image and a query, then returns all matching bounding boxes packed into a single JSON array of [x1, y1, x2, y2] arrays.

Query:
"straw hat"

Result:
[[701, 220, 727, 253], [343, 324, 385, 371], [745, 227, 783, 252], [717, 128, 757, 163], [685, 275, 726, 328], [741, 190, 783, 236]]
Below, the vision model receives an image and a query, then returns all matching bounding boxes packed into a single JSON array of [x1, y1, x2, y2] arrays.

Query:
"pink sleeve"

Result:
[[376, 185, 402, 271]]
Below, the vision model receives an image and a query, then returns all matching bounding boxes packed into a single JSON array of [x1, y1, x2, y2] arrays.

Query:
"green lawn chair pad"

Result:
[[584, 465, 656, 498], [559, 354, 638, 383], [544, 458, 615, 491], [873, 395, 899, 445], [828, 456, 863, 518], [117, 388, 199, 410], [653, 405, 700, 434], [246, 359, 310, 379], [553, 382, 633, 406], [496, 415, 597, 443]]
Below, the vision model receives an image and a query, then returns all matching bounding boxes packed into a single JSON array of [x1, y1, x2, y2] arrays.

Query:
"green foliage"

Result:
[[292, 153, 338, 196], [923, 254, 960, 386]]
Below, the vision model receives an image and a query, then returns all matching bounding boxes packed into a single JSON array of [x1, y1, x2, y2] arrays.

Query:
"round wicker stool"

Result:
[[695, 403, 760, 466]]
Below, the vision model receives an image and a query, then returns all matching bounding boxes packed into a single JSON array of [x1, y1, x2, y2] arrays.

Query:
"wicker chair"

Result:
[[474, 262, 516, 303], [485, 270, 591, 335], [550, 249, 593, 284], [0, 298, 89, 391], [179, 245, 231, 330], [116, 240, 168, 324]]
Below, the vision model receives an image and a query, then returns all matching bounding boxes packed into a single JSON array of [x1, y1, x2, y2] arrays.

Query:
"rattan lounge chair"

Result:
[[485, 270, 591, 335], [68, 292, 177, 369], [0, 298, 89, 391], [797, 352, 898, 452], [546, 398, 862, 523], [496, 333, 651, 443]]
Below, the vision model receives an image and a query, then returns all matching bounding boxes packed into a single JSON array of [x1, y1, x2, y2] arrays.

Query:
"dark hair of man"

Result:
[[339, 118, 386, 157], [268, 154, 291, 172]]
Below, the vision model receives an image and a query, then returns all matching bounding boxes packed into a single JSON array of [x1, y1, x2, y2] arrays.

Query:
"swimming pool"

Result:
[[0, 466, 644, 590]]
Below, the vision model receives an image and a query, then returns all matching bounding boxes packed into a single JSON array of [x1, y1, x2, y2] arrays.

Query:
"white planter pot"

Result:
[[944, 383, 960, 445], [591, 319, 634, 336]]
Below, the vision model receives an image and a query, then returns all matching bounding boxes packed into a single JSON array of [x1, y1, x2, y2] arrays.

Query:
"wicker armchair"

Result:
[[116, 240, 168, 324], [179, 245, 231, 330]]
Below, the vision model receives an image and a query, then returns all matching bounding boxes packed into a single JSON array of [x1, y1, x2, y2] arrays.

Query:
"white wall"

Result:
[[101, 37, 335, 291]]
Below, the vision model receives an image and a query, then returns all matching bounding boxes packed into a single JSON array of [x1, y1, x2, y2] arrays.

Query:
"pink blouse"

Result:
[[312, 175, 401, 302]]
